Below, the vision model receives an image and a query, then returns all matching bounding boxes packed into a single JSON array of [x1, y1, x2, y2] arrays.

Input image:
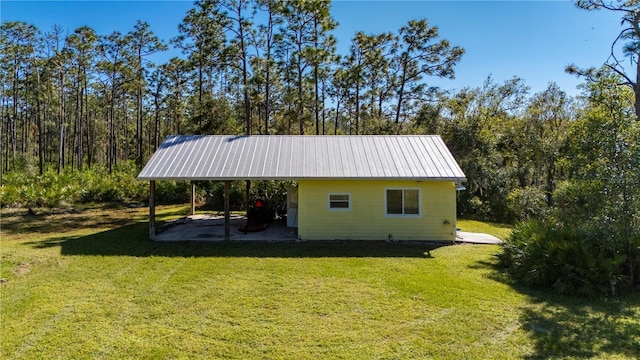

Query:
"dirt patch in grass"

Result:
[[13, 262, 31, 277], [0, 254, 31, 283]]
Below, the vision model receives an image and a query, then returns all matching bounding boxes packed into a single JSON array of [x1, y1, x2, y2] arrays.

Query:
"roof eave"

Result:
[[137, 176, 467, 182]]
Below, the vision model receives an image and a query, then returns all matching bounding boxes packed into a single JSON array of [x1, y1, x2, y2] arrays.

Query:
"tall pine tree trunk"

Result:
[[321, 81, 326, 135], [77, 78, 84, 170], [57, 71, 66, 174], [297, 64, 304, 135], [136, 47, 143, 166], [334, 98, 340, 135]]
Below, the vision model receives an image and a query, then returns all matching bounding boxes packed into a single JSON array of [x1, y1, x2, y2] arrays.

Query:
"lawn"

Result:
[[1, 205, 639, 359], [456, 219, 513, 240]]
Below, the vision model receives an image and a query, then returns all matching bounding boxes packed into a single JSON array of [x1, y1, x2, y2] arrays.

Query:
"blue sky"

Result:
[[1, 0, 623, 97]]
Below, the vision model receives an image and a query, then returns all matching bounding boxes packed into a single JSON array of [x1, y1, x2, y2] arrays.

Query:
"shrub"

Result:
[[498, 220, 629, 297], [506, 186, 548, 221], [202, 181, 245, 211], [551, 180, 604, 227], [460, 196, 494, 221], [156, 181, 191, 204], [2, 161, 159, 207], [250, 180, 296, 211]]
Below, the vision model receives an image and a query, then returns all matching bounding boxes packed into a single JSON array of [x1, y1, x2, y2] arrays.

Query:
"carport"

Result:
[[138, 134, 466, 242], [138, 135, 300, 241]]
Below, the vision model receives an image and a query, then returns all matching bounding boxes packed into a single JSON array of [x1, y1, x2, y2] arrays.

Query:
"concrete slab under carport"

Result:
[[154, 214, 298, 242]]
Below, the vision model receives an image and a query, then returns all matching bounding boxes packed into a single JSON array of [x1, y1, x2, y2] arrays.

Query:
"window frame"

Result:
[[384, 188, 421, 217], [328, 193, 351, 211]]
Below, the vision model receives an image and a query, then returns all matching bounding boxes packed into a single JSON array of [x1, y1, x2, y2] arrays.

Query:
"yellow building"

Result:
[[139, 135, 466, 241], [298, 180, 456, 241]]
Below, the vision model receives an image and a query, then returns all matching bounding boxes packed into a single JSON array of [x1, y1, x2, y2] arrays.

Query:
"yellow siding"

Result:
[[298, 180, 457, 241]]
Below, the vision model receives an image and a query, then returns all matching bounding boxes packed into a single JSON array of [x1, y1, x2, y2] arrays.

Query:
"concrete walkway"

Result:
[[456, 231, 503, 245]]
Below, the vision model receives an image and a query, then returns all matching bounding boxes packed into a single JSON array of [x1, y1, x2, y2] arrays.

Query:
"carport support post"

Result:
[[149, 180, 156, 240], [190, 180, 196, 215], [224, 180, 230, 241], [245, 180, 251, 217]]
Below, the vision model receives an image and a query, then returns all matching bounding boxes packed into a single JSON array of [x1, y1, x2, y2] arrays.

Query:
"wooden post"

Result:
[[245, 180, 251, 216], [190, 180, 196, 216], [149, 180, 156, 240], [224, 180, 230, 241]]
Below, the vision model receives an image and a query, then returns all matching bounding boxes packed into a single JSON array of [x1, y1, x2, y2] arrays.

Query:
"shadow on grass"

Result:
[[2, 207, 189, 235], [519, 296, 640, 359], [25, 222, 445, 258], [471, 257, 640, 359]]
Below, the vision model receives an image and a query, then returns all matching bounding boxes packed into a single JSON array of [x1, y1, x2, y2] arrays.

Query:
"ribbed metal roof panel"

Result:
[[137, 135, 466, 181]]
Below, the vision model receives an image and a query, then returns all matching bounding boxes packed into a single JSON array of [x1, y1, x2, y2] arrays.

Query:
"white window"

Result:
[[385, 189, 420, 216], [328, 193, 351, 210]]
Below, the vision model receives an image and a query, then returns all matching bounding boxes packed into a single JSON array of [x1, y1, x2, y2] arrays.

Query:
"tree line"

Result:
[[0, 0, 464, 177]]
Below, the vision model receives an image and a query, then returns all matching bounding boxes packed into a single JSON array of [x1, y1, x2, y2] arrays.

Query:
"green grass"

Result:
[[457, 219, 514, 240], [1, 205, 639, 359]]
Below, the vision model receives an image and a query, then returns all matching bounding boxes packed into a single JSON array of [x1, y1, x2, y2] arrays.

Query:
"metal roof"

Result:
[[137, 135, 466, 181]]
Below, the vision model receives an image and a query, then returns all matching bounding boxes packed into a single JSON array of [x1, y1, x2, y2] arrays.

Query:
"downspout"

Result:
[[455, 181, 466, 243]]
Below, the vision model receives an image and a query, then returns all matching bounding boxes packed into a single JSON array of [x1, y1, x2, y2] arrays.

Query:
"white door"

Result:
[[287, 188, 298, 228]]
